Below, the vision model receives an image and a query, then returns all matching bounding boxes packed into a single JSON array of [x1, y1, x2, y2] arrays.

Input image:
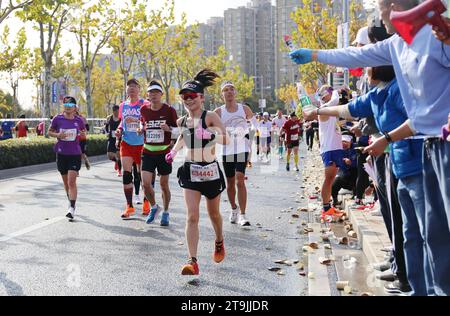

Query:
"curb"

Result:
[[344, 199, 391, 268], [308, 223, 332, 296]]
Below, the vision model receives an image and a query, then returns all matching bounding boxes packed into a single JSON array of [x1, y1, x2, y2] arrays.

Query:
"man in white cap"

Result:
[[331, 134, 358, 207], [215, 81, 254, 226], [257, 112, 272, 162]]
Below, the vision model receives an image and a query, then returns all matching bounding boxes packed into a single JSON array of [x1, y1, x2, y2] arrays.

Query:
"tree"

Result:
[[0, 25, 29, 115], [0, 89, 14, 117], [91, 56, 123, 116], [276, 84, 298, 113], [69, 0, 116, 119], [0, 0, 33, 25], [290, 0, 364, 91], [108, 0, 153, 100], [18, 0, 79, 123]]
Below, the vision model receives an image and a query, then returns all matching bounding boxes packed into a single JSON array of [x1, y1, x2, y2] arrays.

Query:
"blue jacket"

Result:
[[348, 79, 423, 179]]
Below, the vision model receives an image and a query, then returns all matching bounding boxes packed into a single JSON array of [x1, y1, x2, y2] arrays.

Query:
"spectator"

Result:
[[14, 114, 28, 138]]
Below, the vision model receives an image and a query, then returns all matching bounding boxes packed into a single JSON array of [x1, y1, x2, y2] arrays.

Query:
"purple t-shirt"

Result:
[[50, 114, 85, 155]]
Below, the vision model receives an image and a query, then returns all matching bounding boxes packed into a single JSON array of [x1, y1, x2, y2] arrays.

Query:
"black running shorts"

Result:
[[142, 153, 172, 176], [222, 152, 249, 178], [107, 139, 117, 153], [57, 154, 82, 175], [177, 161, 226, 200], [287, 141, 300, 149]]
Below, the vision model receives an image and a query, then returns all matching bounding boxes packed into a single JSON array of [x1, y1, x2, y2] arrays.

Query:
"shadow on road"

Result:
[[0, 272, 25, 296]]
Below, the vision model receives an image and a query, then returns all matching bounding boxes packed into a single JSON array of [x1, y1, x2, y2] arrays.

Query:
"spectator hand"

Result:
[[432, 17, 450, 45], [303, 109, 318, 121], [289, 48, 313, 65], [343, 158, 352, 166], [350, 125, 362, 137], [363, 137, 388, 157]]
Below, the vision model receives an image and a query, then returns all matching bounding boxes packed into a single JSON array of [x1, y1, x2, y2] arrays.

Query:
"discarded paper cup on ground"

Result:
[[336, 281, 349, 290], [339, 237, 349, 245], [348, 231, 357, 238]]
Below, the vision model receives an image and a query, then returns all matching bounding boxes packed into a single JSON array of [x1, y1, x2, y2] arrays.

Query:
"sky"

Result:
[[1, 0, 276, 111]]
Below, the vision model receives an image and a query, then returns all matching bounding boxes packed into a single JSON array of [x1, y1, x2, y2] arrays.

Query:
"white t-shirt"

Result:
[[319, 90, 342, 154], [219, 103, 250, 155], [258, 120, 272, 138]]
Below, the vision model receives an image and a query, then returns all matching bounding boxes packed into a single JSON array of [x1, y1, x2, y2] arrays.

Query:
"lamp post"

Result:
[[251, 76, 265, 112]]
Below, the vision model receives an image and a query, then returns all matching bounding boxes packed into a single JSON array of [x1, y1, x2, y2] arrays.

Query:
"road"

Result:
[[0, 145, 312, 296]]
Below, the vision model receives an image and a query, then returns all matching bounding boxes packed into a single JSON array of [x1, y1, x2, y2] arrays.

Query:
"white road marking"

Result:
[[0, 216, 66, 242]]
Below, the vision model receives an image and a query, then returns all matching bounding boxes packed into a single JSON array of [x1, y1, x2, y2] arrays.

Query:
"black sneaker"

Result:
[[384, 280, 412, 295], [286, 163, 290, 171]]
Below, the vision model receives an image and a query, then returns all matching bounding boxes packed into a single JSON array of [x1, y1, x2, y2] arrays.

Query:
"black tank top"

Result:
[[181, 111, 215, 149]]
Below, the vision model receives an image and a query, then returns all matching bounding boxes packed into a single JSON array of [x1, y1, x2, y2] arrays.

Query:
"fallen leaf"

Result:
[[268, 267, 281, 272], [261, 234, 268, 238], [299, 272, 306, 276], [265, 247, 272, 251], [308, 272, 315, 279], [348, 231, 357, 238], [276, 216, 281, 219], [321, 234, 329, 242], [324, 244, 332, 250], [274, 259, 287, 264], [277, 270, 285, 276], [177, 241, 184, 246], [302, 246, 314, 253], [309, 242, 319, 249]]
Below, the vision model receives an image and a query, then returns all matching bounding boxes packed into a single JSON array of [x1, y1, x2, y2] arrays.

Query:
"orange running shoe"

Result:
[[181, 258, 199, 275], [320, 207, 344, 222], [213, 240, 225, 263], [142, 199, 150, 215], [121, 205, 135, 218]]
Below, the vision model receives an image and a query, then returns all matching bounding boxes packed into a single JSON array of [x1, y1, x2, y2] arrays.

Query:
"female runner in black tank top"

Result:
[[165, 69, 230, 275]]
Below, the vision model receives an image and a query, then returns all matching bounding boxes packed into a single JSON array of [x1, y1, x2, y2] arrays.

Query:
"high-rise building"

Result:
[[224, 0, 275, 98], [196, 17, 224, 57], [274, 0, 300, 89]]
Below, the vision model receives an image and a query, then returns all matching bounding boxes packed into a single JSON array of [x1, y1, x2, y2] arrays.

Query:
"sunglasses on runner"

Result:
[[181, 92, 202, 100], [63, 103, 76, 107]]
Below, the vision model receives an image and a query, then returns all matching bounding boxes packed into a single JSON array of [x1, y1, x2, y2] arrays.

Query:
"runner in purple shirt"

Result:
[[48, 96, 86, 221]]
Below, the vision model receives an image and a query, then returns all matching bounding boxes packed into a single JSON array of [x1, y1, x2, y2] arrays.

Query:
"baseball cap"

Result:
[[179, 80, 204, 94], [352, 26, 370, 46], [127, 78, 140, 87], [220, 81, 235, 91], [147, 80, 163, 93], [263, 112, 269, 117]]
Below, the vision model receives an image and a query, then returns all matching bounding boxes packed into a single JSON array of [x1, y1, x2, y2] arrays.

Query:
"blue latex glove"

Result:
[[289, 48, 313, 64]]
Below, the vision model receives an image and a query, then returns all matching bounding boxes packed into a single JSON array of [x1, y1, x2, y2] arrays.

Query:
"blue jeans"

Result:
[[397, 174, 435, 296], [423, 138, 450, 296]]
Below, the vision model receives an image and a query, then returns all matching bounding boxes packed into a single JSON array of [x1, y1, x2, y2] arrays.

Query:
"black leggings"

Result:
[[306, 129, 314, 150], [355, 151, 370, 200], [132, 163, 140, 195]]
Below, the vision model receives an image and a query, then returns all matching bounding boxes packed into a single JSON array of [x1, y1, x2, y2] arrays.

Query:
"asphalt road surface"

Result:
[[0, 146, 311, 296]]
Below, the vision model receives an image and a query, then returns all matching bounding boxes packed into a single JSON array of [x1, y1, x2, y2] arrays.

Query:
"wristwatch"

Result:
[[383, 131, 393, 143], [316, 108, 321, 116]]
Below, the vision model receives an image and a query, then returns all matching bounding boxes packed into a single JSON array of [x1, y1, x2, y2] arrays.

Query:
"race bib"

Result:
[[126, 122, 139, 132], [291, 134, 299, 141], [61, 128, 77, 142], [146, 129, 164, 143], [190, 163, 220, 182]]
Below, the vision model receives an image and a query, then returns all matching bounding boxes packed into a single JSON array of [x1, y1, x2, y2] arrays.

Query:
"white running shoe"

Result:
[[238, 214, 250, 226], [134, 194, 142, 205], [229, 207, 239, 224], [66, 207, 75, 220]]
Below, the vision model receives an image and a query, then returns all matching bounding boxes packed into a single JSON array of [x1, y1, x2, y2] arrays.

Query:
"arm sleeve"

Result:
[[348, 92, 374, 119], [317, 37, 393, 68]]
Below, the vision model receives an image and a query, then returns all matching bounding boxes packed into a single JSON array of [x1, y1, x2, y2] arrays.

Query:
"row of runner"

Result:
[[46, 70, 304, 276]]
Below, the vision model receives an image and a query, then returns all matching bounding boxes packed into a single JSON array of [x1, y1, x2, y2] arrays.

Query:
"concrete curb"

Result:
[[344, 199, 391, 268], [0, 155, 109, 181], [308, 223, 332, 296]]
